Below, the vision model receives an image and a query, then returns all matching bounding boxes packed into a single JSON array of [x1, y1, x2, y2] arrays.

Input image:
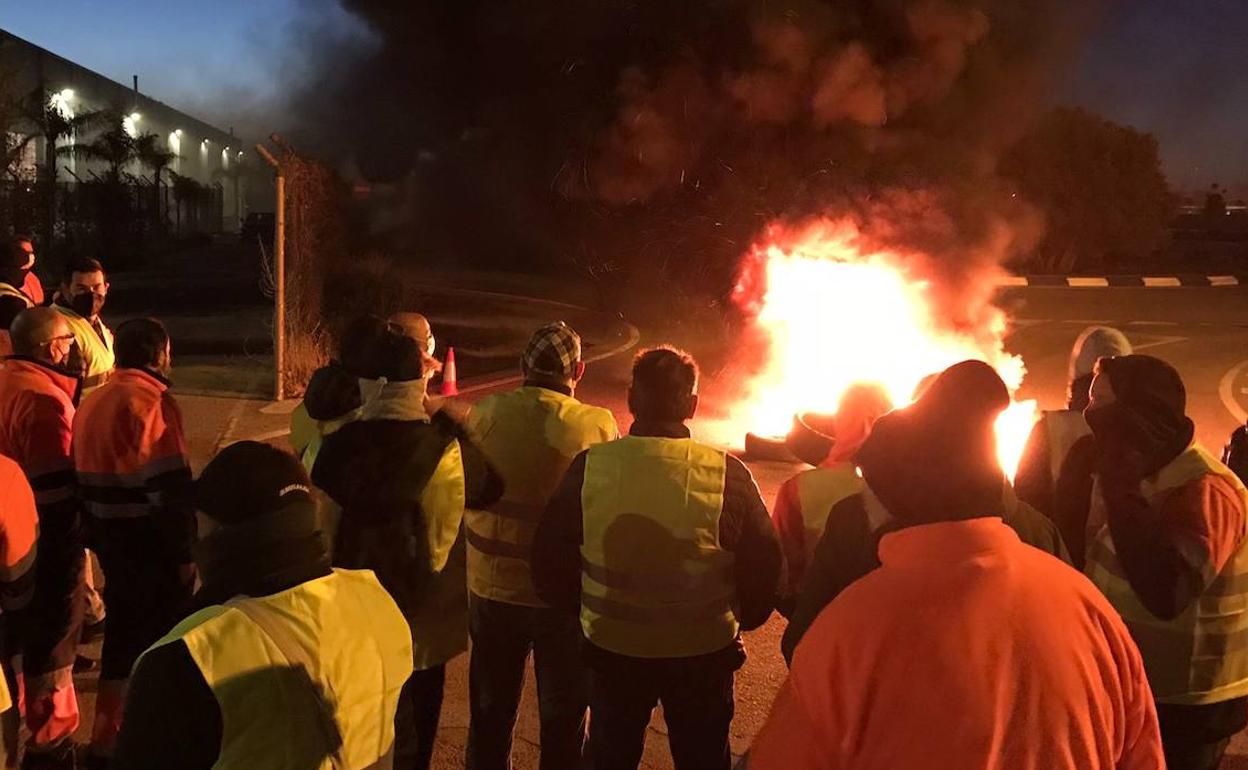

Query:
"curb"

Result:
[[998, 274, 1244, 288]]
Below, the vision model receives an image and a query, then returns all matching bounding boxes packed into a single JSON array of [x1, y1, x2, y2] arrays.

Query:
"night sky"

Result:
[[4, 0, 1245, 193]]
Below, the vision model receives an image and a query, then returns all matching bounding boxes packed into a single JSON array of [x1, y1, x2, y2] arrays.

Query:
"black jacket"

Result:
[[532, 421, 783, 671], [312, 410, 503, 615]]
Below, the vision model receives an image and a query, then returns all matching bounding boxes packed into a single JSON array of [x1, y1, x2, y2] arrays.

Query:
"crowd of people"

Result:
[[1, 230, 1248, 770]]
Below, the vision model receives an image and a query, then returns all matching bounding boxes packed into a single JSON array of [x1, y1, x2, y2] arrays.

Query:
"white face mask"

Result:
[[426, 335, 435, 357], [21, 253, 34, 271]]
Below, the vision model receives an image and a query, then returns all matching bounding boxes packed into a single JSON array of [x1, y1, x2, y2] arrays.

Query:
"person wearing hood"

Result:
[[288, 315, 389, 474], [312, 327, 504, 770], [748, 359, 1164, 770], [1223, 422, 1248, 485], [0, 308, 86, 770], [779, 362, 1068, 664], [1016, 326, 1132, 520], [113, 441, 413, 770], [1079, 355, 1248, 770], [51, 258, 113, 396], [771, 383, 892, 615]]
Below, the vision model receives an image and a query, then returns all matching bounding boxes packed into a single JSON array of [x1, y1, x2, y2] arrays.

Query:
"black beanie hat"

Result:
[[373, 328, 425, 382], [338, 314, 390, 379], [194, 441, 314, 525]]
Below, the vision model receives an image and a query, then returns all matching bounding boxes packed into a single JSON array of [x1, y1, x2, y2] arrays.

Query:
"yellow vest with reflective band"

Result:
[[580, 436, 738, 658], [140, 568, 413, 770], [0, 282, 33, 308], [1085, 444, 1248, 705], [52, 305, 114, 392], [794, 462, 863, 564], [466, 387, 618, 607], [1043, 409, 1092, 484], [411, 438, 469, 670]]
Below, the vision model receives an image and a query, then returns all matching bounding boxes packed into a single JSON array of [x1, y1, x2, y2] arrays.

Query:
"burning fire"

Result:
[[727, 219, 1037, 479]]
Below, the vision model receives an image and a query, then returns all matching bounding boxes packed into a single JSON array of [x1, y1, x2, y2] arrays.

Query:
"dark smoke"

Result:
[[289, 0, 1101, 304]]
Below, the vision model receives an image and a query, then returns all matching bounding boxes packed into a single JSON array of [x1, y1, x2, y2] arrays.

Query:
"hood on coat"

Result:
[[856, 360, 1007, 527], [1067, 326, 1132, 410]]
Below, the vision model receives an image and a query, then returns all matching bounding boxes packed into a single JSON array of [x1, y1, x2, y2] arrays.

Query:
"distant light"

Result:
[[174, 129, 183, 137], [129, 112, 141, 122], [237, 151, 243, 158], [202, 139, 210, 145], [59, 88, 74, 100]]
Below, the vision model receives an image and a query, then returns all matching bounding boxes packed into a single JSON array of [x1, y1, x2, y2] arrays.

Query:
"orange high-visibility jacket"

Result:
[[73, 369, 193, 558], [0, 453, 38, 613], [0, 358, 78, 515]]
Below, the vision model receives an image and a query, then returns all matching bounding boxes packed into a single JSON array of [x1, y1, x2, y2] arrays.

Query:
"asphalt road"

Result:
[[424, 284, 1248, 769]]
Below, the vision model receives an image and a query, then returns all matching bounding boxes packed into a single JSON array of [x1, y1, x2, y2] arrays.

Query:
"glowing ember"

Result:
[[727, 218, 1036, 478]]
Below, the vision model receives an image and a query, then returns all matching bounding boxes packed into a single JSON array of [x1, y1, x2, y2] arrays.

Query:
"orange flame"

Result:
[[726, 218, 1036, 479]]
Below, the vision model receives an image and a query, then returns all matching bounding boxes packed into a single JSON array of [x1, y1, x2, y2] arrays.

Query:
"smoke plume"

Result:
[[288, 0, 1098, 303]]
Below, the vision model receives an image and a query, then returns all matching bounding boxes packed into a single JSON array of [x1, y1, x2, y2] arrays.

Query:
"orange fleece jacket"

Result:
[[752, 518, 1163, 770]]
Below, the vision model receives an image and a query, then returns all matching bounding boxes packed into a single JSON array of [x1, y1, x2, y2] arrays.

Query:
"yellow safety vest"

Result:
[[1086, 444, 1248, 704], [466, 386, 617, 606], [52, 305, 114, 392], [410, 439, 469, 670], [1043, 409, 1092, 484], [793, 462, 864, 564], [140, 568, 413, 770], [0, 282, 33, 308], [580, 436, 738, 658]]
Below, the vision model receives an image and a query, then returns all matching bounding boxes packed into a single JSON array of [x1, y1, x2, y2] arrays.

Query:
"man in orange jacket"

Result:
[[0, 454, 40, 766], [72, 317, 196, 766], [0, 307, 86, 770], [748, 360, 1163, 770]]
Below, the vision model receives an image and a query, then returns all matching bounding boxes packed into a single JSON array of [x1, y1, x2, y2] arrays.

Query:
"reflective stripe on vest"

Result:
[[466, 387, 617, 607], [52, 305, 114, 391], [0, 283, 33, 308], [1044, 410, 1091, 484], [579, 436, 737, 658], [1085, 444, 1248, 704], [795, 463, 864, 563], [140, 569, 413, 770]]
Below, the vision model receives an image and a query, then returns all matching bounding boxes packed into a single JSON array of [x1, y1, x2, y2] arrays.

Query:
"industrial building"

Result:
[[1, 28, 247, 231]]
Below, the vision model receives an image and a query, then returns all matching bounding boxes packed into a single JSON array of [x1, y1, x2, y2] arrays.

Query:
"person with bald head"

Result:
[[0, 307, 87, 768], [388, 311, 443, 378]]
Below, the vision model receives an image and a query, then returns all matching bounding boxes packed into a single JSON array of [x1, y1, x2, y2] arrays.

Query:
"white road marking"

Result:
[[1210, 275, 1240, 286], [1218, 360, 1248, 425], [1132, 334, 1187, 352], [997, 276, 1028, 287], [1068, 277, 1110, 287], [1143, 277, 1182, 287]]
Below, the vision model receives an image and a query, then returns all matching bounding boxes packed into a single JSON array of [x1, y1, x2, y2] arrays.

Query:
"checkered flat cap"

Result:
[[523, 322, 582, 379]]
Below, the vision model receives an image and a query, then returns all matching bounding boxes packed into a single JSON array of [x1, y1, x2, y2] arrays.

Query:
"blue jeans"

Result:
[[466, 595, 589, 770]]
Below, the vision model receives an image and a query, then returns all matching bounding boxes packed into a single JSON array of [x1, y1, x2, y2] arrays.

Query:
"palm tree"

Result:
[[133, 132, 178, 229], [15, 87, 105, 246], [59, 117, 140, 182]]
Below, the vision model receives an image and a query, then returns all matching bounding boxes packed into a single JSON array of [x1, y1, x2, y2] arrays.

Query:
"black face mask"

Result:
[[68, 291, 104, 318]]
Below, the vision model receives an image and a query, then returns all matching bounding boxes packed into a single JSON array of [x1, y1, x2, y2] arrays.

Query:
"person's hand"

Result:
[[1090, 407, 1147, 491], [424, 392, 447, 416], [422, 351, 444, 376]]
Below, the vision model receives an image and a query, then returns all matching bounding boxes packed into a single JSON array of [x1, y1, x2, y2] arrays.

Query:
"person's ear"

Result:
[[686, 394, 699, 420], [573, 361, 586, 383]]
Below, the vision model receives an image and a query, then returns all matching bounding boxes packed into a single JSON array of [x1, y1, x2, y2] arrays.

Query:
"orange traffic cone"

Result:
[[440, 347, 459, 396]]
